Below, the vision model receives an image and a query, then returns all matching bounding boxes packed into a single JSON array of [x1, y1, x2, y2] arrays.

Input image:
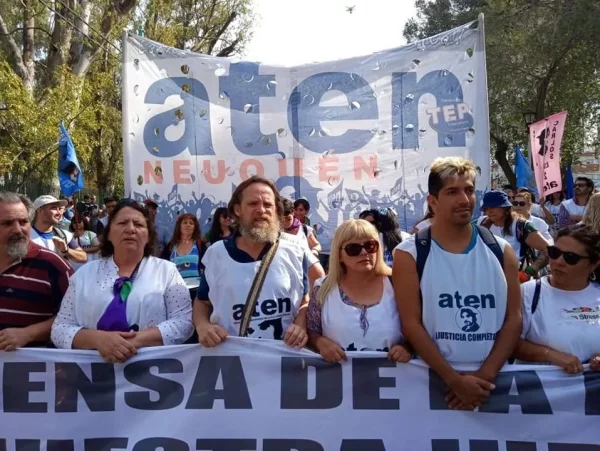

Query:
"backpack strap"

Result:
[[531, 278, 542, 314], [302, 224, 309, 237], [52, 226, 67, 242], [480, 217, 493, 229], [474, 225, 504, 268], [415, 226, 432, 282]]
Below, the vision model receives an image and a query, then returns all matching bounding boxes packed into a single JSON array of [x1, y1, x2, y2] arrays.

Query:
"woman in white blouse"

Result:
[[515, 225, 600, 373], [51, 199, 194, 363], [307, 219, 411, 362]]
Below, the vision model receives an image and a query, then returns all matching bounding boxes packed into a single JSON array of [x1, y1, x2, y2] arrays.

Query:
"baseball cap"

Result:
[[143, 199, 158, 208], [33, 195, 68, 210]]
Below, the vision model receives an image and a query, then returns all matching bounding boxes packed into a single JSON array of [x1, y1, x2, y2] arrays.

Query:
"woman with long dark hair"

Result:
[[203, 207, 233, 246], [358, 208, 409, 267], [161, 213, 203, 279]]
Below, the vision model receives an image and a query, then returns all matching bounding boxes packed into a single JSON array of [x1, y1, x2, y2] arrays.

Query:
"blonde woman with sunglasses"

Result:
[[306, 219, 412, 363]]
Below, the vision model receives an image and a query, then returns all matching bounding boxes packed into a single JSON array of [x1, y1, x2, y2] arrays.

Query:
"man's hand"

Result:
[[445, 374, 495, 410], [284, 324, 308, 348], [197, 324, 228, 348], [0, 328, 33, 351], [52, 237, 67, 253], [590, 355, 600, 371]]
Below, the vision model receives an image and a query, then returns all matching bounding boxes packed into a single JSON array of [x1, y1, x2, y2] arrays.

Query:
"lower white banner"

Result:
[[1, 338, 599, 451]]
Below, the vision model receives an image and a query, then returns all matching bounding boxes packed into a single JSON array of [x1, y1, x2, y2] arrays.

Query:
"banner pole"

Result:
[[122, 29, 132, 199]]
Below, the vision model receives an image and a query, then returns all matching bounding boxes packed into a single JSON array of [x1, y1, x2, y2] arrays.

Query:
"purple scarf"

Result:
[[96, 260, 142, 332], [285, 217, 301, 235]]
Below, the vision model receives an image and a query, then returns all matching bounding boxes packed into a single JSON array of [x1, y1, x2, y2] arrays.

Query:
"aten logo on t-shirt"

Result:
[[435, 291, 498, 340], [232, 298, 292, 340]]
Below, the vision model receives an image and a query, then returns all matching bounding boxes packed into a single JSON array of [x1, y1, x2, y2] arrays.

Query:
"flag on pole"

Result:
[[514, 145, 538, 196], [529, 111, 567, 197], [565, 165, 574, 199], [58, 121, 84, 196]]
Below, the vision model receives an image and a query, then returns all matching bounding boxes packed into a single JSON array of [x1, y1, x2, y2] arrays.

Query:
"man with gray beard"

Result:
[[194, 176, 309, 347], [0, 193, 73, 349]]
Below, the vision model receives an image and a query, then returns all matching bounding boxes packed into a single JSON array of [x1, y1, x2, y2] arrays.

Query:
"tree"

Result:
[[404, 0, 600, 187], [0, 0, 255, 196]]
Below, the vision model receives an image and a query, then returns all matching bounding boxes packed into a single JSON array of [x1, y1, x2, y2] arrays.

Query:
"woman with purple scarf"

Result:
[[51, 200, 193, 363]]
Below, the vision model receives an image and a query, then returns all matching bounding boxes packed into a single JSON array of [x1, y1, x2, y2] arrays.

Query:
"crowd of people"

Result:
[[1, 155, 599, 411]]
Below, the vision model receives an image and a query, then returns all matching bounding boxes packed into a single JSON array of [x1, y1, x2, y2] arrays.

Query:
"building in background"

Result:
[[573, 145, 600, 187]]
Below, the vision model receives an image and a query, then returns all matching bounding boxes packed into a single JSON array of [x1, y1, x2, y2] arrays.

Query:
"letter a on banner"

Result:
[[529, 111, 567, 196]]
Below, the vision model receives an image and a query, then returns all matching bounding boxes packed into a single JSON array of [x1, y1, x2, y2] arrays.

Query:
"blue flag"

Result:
[[514, 145, 538, 196], [565, 165, 574, 199], [58, 121, 84, 196]]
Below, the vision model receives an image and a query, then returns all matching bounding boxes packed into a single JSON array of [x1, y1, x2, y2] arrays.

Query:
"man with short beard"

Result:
[[0, 193, 73, 349], [194, 176, 309, 348], [31, 195, 87, 264]]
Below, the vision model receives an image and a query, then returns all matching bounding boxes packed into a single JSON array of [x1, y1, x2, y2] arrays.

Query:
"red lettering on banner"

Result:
[[319, 156, 339, 182], [203, 160, 226, 184], [174, 160, 192, 184], [354, 155, 378, 180], [240, 159, 264, 180], [144, 161, 163, 184]]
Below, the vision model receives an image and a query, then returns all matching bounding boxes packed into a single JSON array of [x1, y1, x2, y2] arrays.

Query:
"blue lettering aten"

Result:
[[140, 68, 470, 157], [232, 297, 292, 322], [438, 292, 496, 309]]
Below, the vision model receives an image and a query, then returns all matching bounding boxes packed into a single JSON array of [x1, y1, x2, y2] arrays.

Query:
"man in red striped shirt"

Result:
[[0, 192, 73, 350]]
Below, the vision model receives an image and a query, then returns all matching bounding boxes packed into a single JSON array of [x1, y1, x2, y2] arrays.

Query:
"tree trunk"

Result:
[[46, 0, 73, 86], [493, 136, 517, 188]]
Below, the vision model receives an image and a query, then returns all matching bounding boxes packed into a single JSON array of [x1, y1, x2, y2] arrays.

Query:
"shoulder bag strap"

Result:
[[238, 240, 281, 337], [531, 278, 542, 314], [415, 226, 431, 283]]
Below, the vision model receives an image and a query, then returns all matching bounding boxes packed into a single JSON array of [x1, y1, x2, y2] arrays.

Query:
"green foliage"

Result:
[[404, 0, 600, 184], [0, 0, 256, 195]]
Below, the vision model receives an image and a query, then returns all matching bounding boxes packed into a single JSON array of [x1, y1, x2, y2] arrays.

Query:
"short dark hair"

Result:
[[228, 176, 283, 220], [282, 198, 294, 216], [104, 196, 118, 204], [428, 156, 477, 197], [576, 177, 594, 189], [99, 199, 157, 258], [293, 198, 310, 211], [502, 184, 514, 191]]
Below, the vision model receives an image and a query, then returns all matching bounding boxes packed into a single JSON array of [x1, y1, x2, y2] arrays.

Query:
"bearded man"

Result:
[[0, 193, 73, 349], [193, 176, 309, 348]]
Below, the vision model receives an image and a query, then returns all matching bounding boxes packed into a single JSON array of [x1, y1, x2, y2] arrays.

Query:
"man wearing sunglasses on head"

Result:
[[515, 224, 600, 374], [558, 177, 594, 229], [393, 157, 522, 411]]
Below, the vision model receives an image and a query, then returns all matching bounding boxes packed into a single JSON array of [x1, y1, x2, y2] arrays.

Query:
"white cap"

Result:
[[33, 195, 68, 210]]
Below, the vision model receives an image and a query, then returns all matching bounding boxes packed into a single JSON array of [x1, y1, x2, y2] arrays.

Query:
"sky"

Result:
[[242, 0, 418, 66]]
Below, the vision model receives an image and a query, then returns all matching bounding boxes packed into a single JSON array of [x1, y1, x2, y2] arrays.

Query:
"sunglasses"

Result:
[[547, 245, 590, 265], [342, 240, 379, 257], [512, 201, 527, 207], [575, 184, 588, 188]]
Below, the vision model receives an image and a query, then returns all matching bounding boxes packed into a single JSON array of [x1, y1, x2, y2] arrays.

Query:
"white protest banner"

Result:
[[1, 338, 599, 451], [122, 16, 491, 250], [529, 111, 567, 197]]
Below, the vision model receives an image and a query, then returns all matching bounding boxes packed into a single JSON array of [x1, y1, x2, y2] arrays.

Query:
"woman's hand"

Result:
[[548, 350, 584, 374], [388, 344, 412, 363], [590, 355, 600, 371], [197, 324, 229, 347], [445, 374, 495, 410], [284, 324, 308, 348], [315, 336, 347, 362], [95, 331, 138, 363]]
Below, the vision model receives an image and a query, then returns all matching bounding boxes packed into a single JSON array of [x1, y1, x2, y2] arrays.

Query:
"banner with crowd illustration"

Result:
[[1, 339, 599, 450], [122, 16, 491, 250]]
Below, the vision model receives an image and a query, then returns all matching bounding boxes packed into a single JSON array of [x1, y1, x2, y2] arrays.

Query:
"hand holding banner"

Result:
[[529, 111, 567, 197]]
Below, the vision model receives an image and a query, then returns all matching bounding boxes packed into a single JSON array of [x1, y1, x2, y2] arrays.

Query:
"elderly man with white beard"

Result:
[[0, 193, 73, 350], [194, 176, 309, 348]]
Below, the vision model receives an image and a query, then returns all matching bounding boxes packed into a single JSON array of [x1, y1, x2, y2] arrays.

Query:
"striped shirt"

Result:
[[0, 242, 73, 333]]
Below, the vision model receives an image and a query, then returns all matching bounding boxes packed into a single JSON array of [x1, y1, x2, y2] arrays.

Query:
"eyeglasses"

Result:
[[512, 201, 527, 207], [575, 183, 588, 188], [342, 240, 379, 257], [547, 245, 590, 265]]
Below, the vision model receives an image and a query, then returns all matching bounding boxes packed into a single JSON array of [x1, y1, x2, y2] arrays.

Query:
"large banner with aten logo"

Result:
[[1, 339, 599, 451], [122, 16, 491, 250]]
